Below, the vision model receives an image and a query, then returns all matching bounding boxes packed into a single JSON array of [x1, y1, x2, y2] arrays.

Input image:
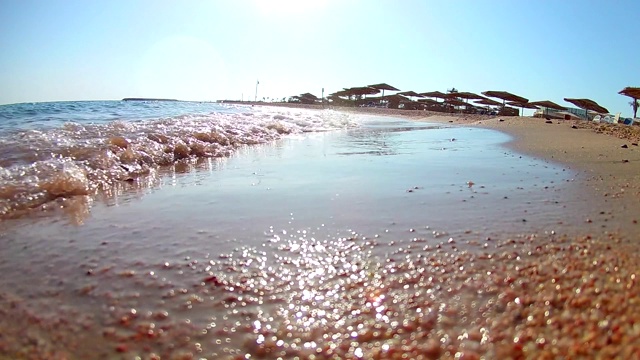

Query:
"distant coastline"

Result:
[[122, 97, 178, 102]]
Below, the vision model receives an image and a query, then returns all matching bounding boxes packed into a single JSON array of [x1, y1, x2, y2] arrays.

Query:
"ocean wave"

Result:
[[0, 107, 357, 218]]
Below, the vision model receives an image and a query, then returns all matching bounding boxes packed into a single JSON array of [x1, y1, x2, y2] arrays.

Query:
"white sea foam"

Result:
[[0, 105, 358, 217]]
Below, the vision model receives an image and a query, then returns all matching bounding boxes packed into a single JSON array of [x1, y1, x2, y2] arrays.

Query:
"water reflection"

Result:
[[336, 121, 447, 156]]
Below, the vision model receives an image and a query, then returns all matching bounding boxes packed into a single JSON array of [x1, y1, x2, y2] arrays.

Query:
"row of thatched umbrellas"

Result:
[[326, 83, 640, 118]]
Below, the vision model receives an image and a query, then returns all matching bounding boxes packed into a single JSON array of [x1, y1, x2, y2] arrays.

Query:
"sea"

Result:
[[0, 100, 583, 358]]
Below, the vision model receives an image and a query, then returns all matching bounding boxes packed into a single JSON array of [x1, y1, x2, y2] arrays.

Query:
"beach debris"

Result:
[[545, 120, 553, 124], [622, 159, 629, 163], [498, 118, 504, 122], [632, 143, 638, 146], [571, 125, 578, 129], [621, 144, 629, 148]]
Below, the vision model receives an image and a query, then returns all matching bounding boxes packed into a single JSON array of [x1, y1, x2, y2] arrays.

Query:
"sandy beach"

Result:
[[1, 105, 640, 359]]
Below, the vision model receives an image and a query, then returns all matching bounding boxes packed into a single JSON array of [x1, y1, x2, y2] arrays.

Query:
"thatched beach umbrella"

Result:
[[398, 91, 424, 98], [563, 98, 609, 116], [474, 98, 502, 106], [619, 87, 640, 100], [506, 101, 538, 116], [452, 92, 486, 102], [618, 87, 640, 118], [330, 89, 352, 98], [331, 87, 380, 104], [419, 91, 448, 102], [444, 98, 468, 107], [382, 94, 411, 101], [529, 100, 567, 117], [417, 98, 439, 105], [398, 91, 425, 102], [482, 91, 529, 106], [379, 94, 411, 109], [368, 83, 400, 98], [349, 86, 380, 97]]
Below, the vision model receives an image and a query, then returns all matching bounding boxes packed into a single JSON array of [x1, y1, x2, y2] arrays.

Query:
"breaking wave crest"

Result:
[[0, 107, 357, 218]]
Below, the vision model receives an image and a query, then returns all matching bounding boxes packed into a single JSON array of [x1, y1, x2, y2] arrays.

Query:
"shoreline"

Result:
[[281, 104, 640, 232], [2, 104, 640, 359]]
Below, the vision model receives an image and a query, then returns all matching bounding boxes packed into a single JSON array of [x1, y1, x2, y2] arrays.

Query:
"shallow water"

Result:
[[0, 102, 356, 218], [0, 114, 593, 358]]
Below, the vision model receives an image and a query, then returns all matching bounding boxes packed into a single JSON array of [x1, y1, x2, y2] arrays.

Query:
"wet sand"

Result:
[[1, 108, 640, 359], [440, 114, 640, 238]]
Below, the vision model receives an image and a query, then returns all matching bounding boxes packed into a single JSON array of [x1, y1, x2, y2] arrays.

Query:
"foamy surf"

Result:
[[0, 105, 357, 218]]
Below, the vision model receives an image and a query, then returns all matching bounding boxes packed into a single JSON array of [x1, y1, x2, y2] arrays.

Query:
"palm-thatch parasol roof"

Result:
[[529, 100, 567, 110], [506, 101, 538, 109], [368, 83, 400, 99], [348, 87, 380, 96], [619, 87, 640, 118], [482, 91, 529, 104], [474, 98, 502, 106], [564, 98, 609, 114], [451, 92, 486, 101], [419, 91, 448, 98], [444, 98, 468, 107], [330, 89, 352, 97], [380, 94, 410, 101], [619, 87, 640, 99], [506, 101, 538, 116], [368, 83, 400, 92], [529, 100, 567, 117], [417, 98, 440, 105], [398, 91, 425, 98], [331, 87, 380, 99]]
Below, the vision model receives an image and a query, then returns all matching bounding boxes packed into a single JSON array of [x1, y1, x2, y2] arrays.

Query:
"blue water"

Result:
[[0, 100, 241, 133], [0, 100, 357, 217]]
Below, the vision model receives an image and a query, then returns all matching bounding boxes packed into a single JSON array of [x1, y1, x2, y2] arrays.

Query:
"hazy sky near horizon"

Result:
[[1, 0, 639, 116]]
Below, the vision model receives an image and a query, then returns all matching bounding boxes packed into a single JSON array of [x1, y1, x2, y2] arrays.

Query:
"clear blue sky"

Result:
[[1, 0, 639, 116]]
